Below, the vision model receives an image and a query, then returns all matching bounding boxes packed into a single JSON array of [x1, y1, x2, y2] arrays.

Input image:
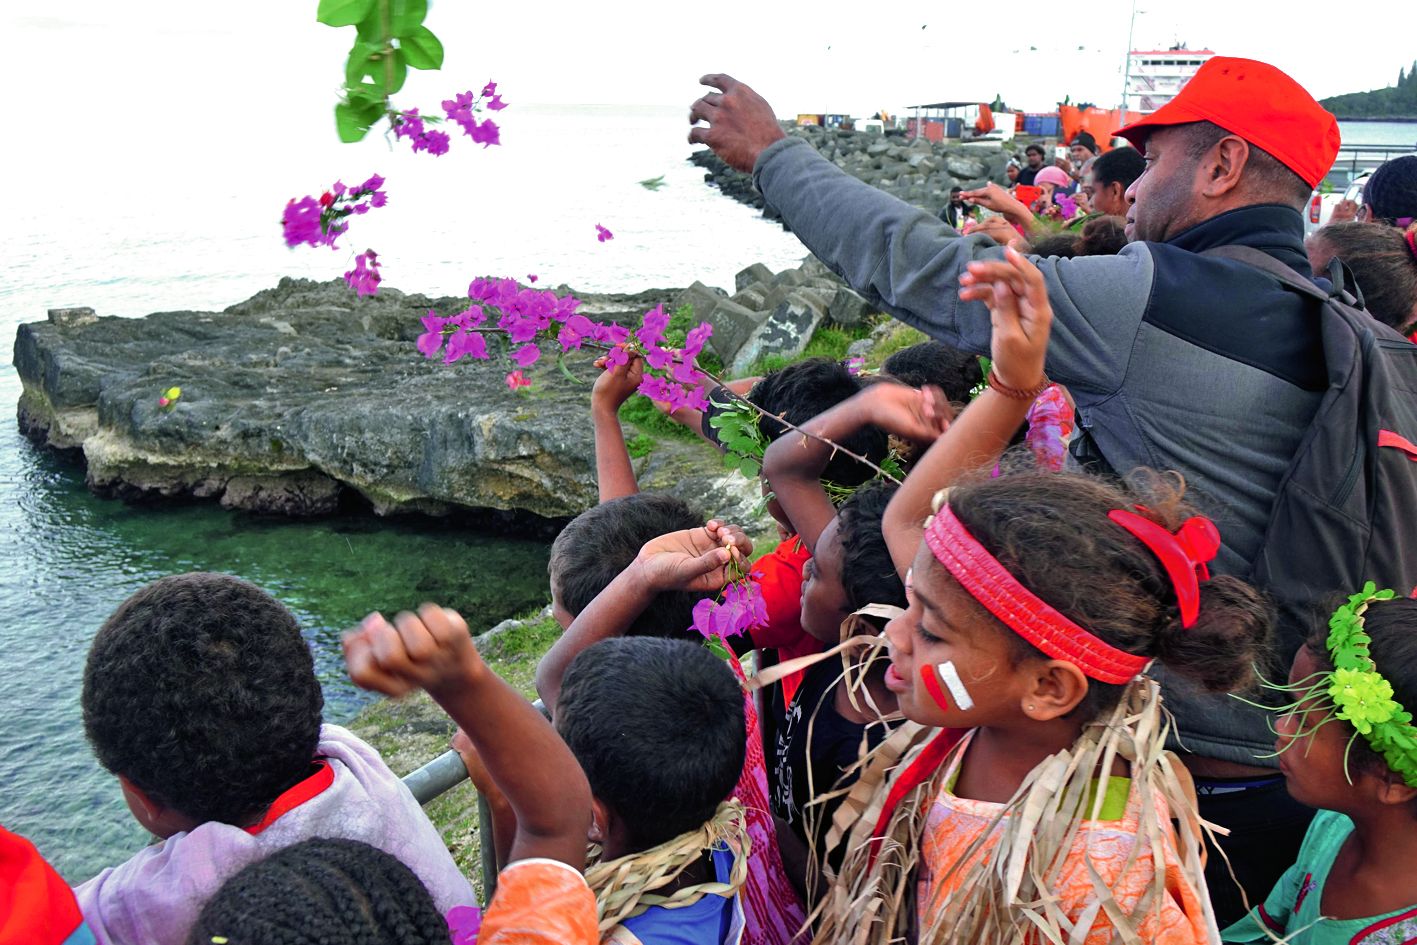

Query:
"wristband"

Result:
[[986, 368, 1050, 401]]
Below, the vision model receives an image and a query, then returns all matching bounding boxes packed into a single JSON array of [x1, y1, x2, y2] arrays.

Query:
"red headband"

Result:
[[924, 505, 1148, 684], [1107, 510, 1220, 627], [1405, 228, 1417, 260]]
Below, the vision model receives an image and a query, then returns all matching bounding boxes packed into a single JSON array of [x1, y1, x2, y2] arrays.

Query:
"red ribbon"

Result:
[[924, 505, 1149, 685], [1107, 510, 1221, 627], [1379, 429, 1417, 461]]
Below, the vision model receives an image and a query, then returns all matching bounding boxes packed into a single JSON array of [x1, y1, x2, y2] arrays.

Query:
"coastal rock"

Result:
[[49, 307, 97, 329], [735, 263, 774, 292], [730, 291, 827, 375], [829, 287, 872, 327], [15, 277, 768, 526]]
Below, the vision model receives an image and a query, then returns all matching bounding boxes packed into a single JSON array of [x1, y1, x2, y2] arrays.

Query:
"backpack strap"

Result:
[[1199, 244, 1331, 302]]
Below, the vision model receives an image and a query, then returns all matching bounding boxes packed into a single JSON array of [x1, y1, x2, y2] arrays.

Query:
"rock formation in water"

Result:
[[15, 278, 781, 523], [691, 124, 1013, 220]]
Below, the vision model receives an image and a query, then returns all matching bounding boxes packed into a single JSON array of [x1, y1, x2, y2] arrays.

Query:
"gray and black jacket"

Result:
[[754, 137, 1327, 765]]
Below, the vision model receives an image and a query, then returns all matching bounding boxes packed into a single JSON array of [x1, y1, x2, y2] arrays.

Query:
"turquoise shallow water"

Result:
[[0, 432, 553, 882]]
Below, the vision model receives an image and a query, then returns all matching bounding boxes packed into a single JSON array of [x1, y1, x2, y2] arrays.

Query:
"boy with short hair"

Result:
[[75, 572, 474, 945]]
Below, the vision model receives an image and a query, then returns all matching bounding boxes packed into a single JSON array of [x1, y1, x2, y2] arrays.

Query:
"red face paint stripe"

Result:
[[920, 664, 953, 714]]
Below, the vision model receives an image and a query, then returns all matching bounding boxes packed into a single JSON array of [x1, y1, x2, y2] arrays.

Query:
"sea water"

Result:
[[0, 104, 810, 881]]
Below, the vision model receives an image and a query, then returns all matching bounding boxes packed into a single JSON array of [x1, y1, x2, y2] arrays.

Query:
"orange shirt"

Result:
[[918, 732, 1214, 945], [477, 859, 598, 945]]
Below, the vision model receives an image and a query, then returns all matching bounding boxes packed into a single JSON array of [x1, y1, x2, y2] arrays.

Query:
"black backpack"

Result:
[[1206, 244, 1417, 654]]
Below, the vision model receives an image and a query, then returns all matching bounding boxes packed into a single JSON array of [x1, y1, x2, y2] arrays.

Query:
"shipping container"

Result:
[[796, 114, 825, 126]]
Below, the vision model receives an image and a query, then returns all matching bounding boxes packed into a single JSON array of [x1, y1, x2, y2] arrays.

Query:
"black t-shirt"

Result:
[[771, 660, 896, 855], [1016, 165, 1041, 186]]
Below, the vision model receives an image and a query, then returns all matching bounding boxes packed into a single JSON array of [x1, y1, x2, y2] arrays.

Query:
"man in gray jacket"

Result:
[[690, 57, 1341, 920]]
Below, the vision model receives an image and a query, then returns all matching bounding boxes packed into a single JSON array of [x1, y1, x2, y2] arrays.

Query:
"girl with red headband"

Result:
[[807, 247, 1274, 944]]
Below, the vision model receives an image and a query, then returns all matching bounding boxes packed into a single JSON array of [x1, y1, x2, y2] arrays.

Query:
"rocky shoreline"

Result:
[[691, 124, 1015, 220], [14, 261, 879, 527]]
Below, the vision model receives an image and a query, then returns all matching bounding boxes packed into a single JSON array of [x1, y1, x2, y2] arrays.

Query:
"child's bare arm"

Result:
[[534, 521, 752, 714], [883, 247, 1055, 575], [345, 605, 591, 867], [591, 352, 646, 502], [761, 381, 950, 554]]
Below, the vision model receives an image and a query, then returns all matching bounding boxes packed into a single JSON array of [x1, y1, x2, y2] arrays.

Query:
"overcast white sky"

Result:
[[6, 0, 1413, 122]]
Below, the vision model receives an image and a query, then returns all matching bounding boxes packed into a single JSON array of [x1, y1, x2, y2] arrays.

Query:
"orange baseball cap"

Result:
[[1116, 57, 1341, 189]]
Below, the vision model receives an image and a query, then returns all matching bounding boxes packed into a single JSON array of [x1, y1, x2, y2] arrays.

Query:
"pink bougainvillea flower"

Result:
[[557, 314, 594, 351], [596, 224, 614, 243], [468, 119, 500, 148], [643, 343, 675, 372], [443, 328, 489, 364], [343, 249, 382, 297], [281, 196, 327, 248], [481, 80, 498, 98], [844, 355, 865, 376], [447, 905, 482, 945], [417, 311, 450, 359], [511, 343, 541, 367], [360, 173, 385, 192], [527, 274, 538, 283], [487, 93, 507, 111], [636, 305, 669, 348], [506, 370, 531, 390]]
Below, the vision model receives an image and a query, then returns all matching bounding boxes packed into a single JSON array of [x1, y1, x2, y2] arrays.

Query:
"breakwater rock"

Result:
[[690, 126, 1013, 219], [14, 278, 767, 524]]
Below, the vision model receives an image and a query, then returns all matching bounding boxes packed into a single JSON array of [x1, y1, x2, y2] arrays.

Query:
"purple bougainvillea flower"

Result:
[[844, 355, 865, 376], [422, 130, 451, 156], [469, 119, 500, 148], [636, 305, 669, 348], [444, 328, 489, 364], [557, 314, 594, 351], [281, 196, 327, 248], [447, 905, 482, 945], [506, 369, 531, 390], [332, 180, 347, 197], [527, 274, 538, 283], [487, 93, 507, 111], [604, 344, 630, 370], [672, 356, 703, 386], [682, 322, 713, 357], [342, 249, 382, 297], [417, 311, 450, 359], [511, 343, 541, 367], [481, 80, 498, 97], [360, 174, 385, 192], [596, 224, 614, 243], [644, 343, 675, 372], [370, 191, 388, 208]]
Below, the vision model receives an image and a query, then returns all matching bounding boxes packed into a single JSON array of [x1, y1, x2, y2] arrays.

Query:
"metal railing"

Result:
[[1325, 142, 1417, 188], [400, 748, 500, 899]]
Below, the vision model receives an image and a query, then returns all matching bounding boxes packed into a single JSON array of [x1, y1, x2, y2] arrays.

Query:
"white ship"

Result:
[[1124, 47, 1215, 114]]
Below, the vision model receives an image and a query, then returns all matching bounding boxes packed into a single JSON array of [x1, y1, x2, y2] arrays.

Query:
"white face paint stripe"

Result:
[[937, 661, 974, 711]]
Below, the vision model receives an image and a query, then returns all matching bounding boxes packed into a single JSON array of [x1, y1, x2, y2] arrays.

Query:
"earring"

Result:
[[1027, 704, 1036, 711]]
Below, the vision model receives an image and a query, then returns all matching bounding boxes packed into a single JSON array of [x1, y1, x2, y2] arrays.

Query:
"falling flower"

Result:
[[157, 386, 182, 409], [281, 177, 387, 251], [468, 119, 500, 148], [506, 370, 532, 390], [596, 224, 614, 243], [527, 274, 538, 283], [343, 249, 382, 297], [446, 905, 482, 945], [481, 80, 498, 97]]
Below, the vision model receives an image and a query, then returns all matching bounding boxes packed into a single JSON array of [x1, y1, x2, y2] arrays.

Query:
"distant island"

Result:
[[1321, 61, 1417, 119]]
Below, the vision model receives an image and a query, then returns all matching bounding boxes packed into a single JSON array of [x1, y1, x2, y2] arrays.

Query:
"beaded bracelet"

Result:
[[986, 368, 1051, 401]]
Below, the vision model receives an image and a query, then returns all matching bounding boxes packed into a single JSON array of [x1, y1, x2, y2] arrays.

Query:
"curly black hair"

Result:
[[82, 572, 324, 825], [557, 638, 745, 850], [186, 838, 452, 945], [747, 358, 887, 488], [837, 481, 907, 615], [549, 493, 707, 639], [881, 342, 984, 405]]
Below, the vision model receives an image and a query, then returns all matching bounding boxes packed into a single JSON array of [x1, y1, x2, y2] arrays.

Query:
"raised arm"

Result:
[[534, 522, 752, 713], [761, 382, 949, 553], [688, 74, 1151, 397], [591, 352, 646, 502], [883, 247, 1057, 575], [344, 605, 591, 868]]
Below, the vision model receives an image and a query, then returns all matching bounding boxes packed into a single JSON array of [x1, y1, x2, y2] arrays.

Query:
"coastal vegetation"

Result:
[[1320, 62, 1417, 119]]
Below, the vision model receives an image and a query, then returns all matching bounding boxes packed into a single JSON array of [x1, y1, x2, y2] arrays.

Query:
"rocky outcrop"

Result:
[[690, 125, 1015, 220], [673, 258, 876, 372], [14, 278, 768, 525]]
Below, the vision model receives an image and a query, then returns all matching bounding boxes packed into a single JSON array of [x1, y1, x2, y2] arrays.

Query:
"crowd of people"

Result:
[[8, 56, 1417, 945]]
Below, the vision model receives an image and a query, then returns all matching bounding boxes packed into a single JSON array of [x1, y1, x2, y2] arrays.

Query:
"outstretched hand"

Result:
[[634, 520, 753, 593], [688, 74, 786, 173], [958, 245, 1054, 390], [343, 604, 480, 701], [592, 348, 645, 412], [960, 182, 1030, 220], [861, 381, 954, 442]]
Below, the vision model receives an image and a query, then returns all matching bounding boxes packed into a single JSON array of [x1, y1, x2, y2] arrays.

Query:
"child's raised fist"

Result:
[[343, 604, 482, 700]]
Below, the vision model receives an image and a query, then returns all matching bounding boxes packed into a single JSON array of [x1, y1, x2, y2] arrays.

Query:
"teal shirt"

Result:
[[1222, 810, 1417, 944]]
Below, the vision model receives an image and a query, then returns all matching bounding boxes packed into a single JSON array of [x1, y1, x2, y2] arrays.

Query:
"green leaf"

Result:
[[355, 9, 382, 40], [317, 0, 374, 27], [557, 354, 581, 385], [345, 40, 381, 86], [738, 458, 760, 478], [334, 99, 383, 143], [389, 0, 428, 34], [398, 25, 444, 70]]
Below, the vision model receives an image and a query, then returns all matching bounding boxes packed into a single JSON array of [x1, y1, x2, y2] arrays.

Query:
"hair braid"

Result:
[[185, 838, 452, 945]]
